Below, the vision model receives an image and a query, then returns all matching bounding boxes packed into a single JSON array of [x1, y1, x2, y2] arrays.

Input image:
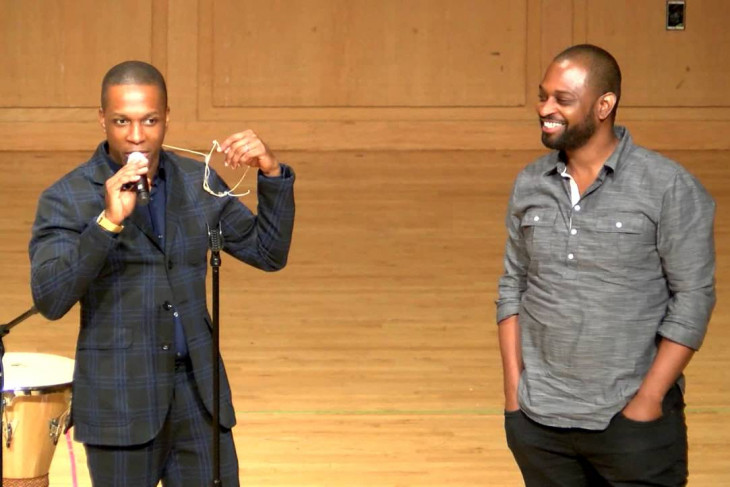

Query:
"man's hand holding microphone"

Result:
[[101, 152, 150, 230]]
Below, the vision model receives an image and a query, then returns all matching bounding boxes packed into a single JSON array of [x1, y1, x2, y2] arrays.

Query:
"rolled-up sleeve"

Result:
[[496, 180, 529, 323], [656, 170, 716, 350]]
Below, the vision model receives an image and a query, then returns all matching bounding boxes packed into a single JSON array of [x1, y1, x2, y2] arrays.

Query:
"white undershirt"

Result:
[[560, 167, 581, 207]]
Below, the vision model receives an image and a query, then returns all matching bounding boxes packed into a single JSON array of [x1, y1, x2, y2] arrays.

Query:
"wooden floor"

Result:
[[1, 149, 728, 486]]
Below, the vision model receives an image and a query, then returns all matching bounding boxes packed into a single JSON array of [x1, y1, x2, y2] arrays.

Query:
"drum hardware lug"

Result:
[[3, 393, 15, 408], [50, 417, 62, 445], [4, 421, 12, 448]]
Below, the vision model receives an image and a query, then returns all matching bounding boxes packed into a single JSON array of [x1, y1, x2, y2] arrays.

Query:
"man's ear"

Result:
[[98, 107, 106, 131], [596, 93, 617, 121]]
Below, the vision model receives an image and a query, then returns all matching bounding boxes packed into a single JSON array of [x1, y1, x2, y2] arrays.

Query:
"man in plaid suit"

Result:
[[29, 61, 295, 486]]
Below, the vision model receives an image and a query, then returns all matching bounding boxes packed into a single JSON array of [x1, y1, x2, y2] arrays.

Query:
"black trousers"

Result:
[[505, 385, 687, 487]]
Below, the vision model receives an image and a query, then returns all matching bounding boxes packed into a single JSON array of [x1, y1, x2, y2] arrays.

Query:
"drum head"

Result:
[[2, 352, 75, 393]]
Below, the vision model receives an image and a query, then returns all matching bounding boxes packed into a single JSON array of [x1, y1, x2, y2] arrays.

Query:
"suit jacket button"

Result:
[[163, 301, 173, 311], [167, 260, 174, 270], [161, 344, 170, 351]]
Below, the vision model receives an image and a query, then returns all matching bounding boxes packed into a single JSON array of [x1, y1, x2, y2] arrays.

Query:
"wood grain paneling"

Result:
[[539, 0, 574, 75], [206, 0, 527, 108], [0, 0, 728, 151], [0, 0, 156, 108], [585, 0, 730, 107]]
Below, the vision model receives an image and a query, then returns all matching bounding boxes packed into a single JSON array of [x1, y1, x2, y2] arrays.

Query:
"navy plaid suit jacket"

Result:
[[29, 143, 295, 446]]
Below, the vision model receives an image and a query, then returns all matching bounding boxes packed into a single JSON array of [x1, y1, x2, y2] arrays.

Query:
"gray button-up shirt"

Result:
[[496, 126, 716, 429]]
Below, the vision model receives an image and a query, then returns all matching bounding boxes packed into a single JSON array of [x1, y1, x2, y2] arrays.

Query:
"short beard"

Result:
[[541, 110, 597, 151]]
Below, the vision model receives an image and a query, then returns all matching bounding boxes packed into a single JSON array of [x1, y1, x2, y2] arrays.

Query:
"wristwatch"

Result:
[[97, 211, 124, 233]]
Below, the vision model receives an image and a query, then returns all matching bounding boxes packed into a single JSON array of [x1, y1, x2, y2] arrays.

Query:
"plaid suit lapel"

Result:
[[163, 158, 188, 257], [128, 207, 160, 251]]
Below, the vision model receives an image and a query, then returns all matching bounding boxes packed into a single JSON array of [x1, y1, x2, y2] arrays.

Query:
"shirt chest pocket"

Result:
[[591, 212, 657, 268], [520, 209, 558, 259]]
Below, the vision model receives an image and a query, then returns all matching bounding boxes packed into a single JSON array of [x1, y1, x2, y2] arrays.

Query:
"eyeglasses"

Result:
[[162, 140, 251, 197]]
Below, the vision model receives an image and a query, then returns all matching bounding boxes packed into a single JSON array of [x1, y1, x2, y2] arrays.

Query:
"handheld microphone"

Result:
[[127, 152, 150, 206]]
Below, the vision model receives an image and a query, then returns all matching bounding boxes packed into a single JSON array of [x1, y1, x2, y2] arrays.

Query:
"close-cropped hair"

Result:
[[100, 60, 168, 109], [555, 44, 622, 113]]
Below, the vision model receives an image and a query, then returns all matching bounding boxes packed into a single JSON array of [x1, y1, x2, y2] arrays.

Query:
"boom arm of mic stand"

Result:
[[1, 305, 39, 357], [1, 306, 39, 335]]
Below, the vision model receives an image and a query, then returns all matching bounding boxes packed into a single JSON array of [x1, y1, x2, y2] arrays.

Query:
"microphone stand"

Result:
[[207, 225, 223, 486], [0, 306, 39, 485]]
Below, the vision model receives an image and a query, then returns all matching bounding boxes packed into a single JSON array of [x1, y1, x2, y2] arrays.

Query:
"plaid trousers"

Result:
[[84, 359, 240, 486]]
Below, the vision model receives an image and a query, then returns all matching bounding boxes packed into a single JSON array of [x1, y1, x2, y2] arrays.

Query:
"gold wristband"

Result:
[[97, 211, 124, 233]]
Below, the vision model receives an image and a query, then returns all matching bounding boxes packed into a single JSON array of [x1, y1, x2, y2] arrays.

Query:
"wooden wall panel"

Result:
[[0, 0, 729, 151], [208, 0, 526, 108], [0, 0, 156, 108], [539, 0, 573, 76], [586, 0, 730, 107]]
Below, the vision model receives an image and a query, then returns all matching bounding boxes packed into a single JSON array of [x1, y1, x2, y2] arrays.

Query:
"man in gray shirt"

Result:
[[496, 44, 715, 485]]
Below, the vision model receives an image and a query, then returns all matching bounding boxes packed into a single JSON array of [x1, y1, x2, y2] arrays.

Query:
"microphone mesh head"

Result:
[[127, 152, 147, 164]]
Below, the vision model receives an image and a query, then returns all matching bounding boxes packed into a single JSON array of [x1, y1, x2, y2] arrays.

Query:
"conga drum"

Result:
[[2, 352, 74, 487]]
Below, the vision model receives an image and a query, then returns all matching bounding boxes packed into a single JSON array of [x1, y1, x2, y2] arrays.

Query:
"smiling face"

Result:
[[537, 59, 599, 151], [98, 83, 169, 167]]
